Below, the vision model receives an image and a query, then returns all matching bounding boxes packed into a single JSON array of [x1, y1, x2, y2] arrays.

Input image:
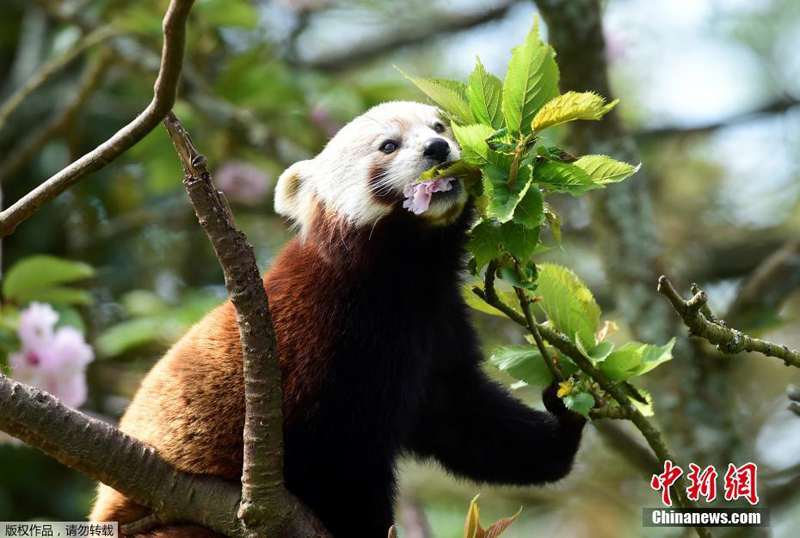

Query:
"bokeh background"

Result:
[[1, 0, 799, 536]]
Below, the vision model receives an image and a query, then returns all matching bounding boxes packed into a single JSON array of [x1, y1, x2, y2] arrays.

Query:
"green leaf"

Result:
[[532, 91, 618, 132], [451, 124, 508, 167], [631, 387, 655, 417], [544, 204, 563, 247], [489, 345, 553, 386], [416, 160, 481, 184], [483, 164, 533, 223], [462, 283, 523, 318], [563, 391, 595, 417], [467, 58, 504, 130], [397, 70, 473, 123], [535, 263, 600, 345], [468, 219, 503, 270], [512, 185, 544, 228], [195, 0, 259, 28], [600, 339, 675, 381], [3, 256, 94, 304], [533, 160, 595, 196], [573, 155, 641, 185], [500, 222, 539, 262], [96, 318, 162, 358], [501, 20, 560, 135]]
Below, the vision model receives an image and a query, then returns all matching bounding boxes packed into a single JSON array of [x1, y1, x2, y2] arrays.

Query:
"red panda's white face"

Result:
[[275, 101, 467, 232]]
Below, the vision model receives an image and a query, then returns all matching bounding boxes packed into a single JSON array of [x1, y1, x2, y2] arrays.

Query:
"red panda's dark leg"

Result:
[[406, 365, 585, 485]]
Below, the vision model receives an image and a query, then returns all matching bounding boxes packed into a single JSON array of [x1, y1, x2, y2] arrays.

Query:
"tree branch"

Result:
[[533, 0, 742, 467], [634, 97, 800, 141], [471, 282, 709, 537], [0, 26, 115, 137], [162, 112, 329, 537], [36, 0, 277, 158], [657, 276, 800, 368], [0, 374, 244, 535], [0, 51, 113, 185], [0, 0, 195, 237], [725, 238, 800, 329], [301, 0, 519, 72]]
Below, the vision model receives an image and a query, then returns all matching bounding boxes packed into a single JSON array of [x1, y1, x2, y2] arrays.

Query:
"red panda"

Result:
[[90, 101, 585, 537]]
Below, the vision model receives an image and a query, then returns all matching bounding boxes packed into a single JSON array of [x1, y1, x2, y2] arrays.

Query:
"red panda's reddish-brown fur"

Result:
[[91, 103, 587, 537]]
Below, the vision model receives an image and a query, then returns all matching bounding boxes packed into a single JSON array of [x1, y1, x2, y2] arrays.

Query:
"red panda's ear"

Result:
[[275, 160, 313, 223]]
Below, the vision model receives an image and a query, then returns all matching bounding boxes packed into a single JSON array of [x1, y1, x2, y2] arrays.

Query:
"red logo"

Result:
[[651, 461, 758, 506]]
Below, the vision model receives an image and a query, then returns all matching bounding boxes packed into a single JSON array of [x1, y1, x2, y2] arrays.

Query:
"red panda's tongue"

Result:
[[402, 177, 455, 215]]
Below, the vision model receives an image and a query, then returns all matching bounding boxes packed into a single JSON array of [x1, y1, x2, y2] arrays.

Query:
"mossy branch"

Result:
[[658, 276, 800, 368]]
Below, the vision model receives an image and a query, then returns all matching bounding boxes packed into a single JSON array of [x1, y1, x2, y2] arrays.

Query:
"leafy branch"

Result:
[[658, 276, 800, 368], [471, 276, 708, 537], [403, 17, 708, 537]]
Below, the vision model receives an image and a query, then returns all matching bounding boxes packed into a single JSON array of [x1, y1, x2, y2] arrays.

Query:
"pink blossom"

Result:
[[215, 161, 272, 205], [6, 303, 94, 418], [17, 302, 58, 351], [402, 177, 455, 215]]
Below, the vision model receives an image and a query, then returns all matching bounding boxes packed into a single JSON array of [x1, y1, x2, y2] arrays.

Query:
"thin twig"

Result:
[[36, 0, 277, 158], [658, 276, 800, 368], [0, 0, 195, 237], [0, 52, 113, 185], [0, 26, 115, 136], [301, 0, 519, 72]]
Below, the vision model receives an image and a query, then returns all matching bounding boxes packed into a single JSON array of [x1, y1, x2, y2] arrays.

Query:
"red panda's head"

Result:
[[275, 101, 467, 233]]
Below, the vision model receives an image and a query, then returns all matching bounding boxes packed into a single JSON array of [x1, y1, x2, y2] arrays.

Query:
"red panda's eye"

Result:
[[379, 140, 399, 154], [433, 123, 445, 133]]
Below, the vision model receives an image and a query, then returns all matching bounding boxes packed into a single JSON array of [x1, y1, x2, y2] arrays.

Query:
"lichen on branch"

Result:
[[658, 276, 800, 368]]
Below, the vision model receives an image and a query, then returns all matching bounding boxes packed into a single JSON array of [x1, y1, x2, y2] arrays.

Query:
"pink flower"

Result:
[[402, 177, 455, 215], [215, 161, 272, 205], [6, 303, 94, 416], [17, 302, 58, 351]]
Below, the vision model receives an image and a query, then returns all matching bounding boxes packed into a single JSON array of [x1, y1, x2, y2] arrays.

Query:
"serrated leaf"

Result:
[[468, 58, 504, 130], [533, 160, 595, 196], [563, 391, 595, 417], [577, 330, 615, 361], [398, 70, 474, 123], [512, 185, 544, 228], [535, 263, 600, 346], [631, 387, 654, 416], [501, 20, 560, 135], [451, 124, 509, 167], [490, 345, 553, 386], [532, 91, 618, 132], [468, 219, 503, 270], [543, 204, 562, 247], [483, 164, 533, 222], [416, 160, 481, 183], [573, 154, 641, 185], [500, 221, 539, 262], [600, 339, 675, 381], [463, 283, 523, 318]]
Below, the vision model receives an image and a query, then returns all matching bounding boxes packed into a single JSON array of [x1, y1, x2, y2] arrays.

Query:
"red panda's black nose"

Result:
[[423, 138, 451, 163]]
